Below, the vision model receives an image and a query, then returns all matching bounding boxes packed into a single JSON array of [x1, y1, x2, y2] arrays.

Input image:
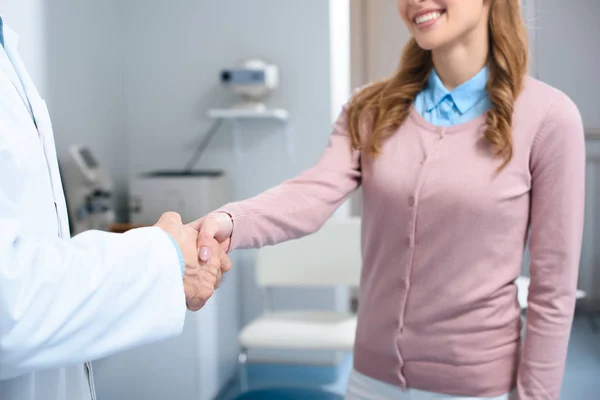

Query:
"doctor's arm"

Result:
[[0, 192, 219, 380]]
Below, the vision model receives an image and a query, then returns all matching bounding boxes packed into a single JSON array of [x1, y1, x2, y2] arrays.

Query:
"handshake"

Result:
[[154, 212, 234, 311]]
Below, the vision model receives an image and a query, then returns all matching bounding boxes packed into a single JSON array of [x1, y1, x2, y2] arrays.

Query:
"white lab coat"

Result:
[[0, 24, 187, 400]]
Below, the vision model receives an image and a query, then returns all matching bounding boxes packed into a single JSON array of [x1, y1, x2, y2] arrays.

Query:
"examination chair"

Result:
[[236, 217, 362, 394]]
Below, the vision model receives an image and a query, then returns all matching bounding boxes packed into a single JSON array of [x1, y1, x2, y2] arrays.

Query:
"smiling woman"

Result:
[[398, 0, 493, 51], [347, 0, 529, 171], [193, 0, 585, 399]]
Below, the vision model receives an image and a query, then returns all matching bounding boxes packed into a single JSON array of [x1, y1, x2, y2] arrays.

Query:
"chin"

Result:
[[413, 35, 444, 51]]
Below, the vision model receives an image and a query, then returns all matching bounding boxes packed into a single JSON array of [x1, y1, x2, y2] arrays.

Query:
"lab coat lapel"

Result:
[[0, 48, 33, 121], [3, 26, 70, 239], [2, 27, 38, 125]]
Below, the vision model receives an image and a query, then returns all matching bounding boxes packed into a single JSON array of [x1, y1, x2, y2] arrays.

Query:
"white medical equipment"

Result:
[[219, 59, 279, 112], [61, 145, 115, 235], [206, 59, 292, 161], [129, 170, 229, 224]]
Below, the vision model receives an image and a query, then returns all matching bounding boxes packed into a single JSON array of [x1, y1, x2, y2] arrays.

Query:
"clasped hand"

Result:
[[155, 212, 232, 311]]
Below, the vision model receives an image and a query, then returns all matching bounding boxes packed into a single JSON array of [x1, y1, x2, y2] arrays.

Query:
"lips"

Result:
[[413, 9, 445, 26]]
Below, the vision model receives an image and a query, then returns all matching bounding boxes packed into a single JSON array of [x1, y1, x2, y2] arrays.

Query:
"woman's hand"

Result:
[[187, 212, 233, 261], [155, 212, 231, 310]]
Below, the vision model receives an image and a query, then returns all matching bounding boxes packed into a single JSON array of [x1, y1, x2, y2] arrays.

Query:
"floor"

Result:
[[218, 316, 600, 400], [560, 316, 600, 399]]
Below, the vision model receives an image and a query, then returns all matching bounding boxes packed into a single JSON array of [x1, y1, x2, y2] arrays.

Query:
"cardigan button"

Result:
[[408, 196, 415, 207]]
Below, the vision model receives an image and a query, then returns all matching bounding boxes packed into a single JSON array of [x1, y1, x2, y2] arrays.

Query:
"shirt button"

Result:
[[408, 196, 415, 207]]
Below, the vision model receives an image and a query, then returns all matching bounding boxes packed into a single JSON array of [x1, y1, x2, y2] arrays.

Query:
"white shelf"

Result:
[[206, 107, 293, 161], [207, 108, 289, 121]]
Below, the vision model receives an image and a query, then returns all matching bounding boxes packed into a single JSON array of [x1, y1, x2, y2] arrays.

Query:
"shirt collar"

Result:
[[424, 66, 489, 115]]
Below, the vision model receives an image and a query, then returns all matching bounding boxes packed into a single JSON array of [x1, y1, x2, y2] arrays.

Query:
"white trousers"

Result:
[[345, 370, 516, 400]]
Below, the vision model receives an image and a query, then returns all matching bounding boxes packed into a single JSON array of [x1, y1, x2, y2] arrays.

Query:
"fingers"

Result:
[[187, 213, 234, 262], [184, 237, 232, 311], [215, 268, 223, 289], [184, 266, 218, 311], [220, 249, 232, 273], [186, 216, 204, 231], [214, 249, 230, 288], [187, 212, 233, 242]]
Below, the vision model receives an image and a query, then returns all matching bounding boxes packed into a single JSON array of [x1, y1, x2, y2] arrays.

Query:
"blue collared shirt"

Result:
[[414, 66, 491, 126]]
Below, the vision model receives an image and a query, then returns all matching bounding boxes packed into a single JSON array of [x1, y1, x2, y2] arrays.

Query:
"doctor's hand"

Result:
[[187, 212, 233, 262], [155, 212, 230, 311], [182, 232, 230, 311]]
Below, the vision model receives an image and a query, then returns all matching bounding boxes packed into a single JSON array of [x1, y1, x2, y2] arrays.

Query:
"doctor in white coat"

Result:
[[0, 17, 230, 400]]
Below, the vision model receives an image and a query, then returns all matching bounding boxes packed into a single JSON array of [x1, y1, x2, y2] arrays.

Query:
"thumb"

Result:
[[196, 218, 221, 262], [155, 212, 183, 239], [157, 211, 183, 226], [197, 231, 216, 262]]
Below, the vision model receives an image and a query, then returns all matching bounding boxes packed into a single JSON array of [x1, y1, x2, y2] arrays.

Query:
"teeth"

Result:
[[415, 11, 442, 25]]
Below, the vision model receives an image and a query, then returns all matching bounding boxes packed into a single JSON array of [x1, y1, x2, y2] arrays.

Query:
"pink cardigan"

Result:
[[216, 77, 586, 399]]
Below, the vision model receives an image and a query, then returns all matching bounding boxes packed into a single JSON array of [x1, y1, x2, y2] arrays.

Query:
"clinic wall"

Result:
[[43, 0, 129, 221], [533, 0, 600, 130], [520, 0, 600, 300], [0, 0, 47, 95], [124, 0, 347, 326]]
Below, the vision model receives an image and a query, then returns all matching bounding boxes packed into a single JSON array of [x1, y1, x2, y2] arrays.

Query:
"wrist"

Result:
[[164, 232, 185, 277], [213, 212, 233, 237]]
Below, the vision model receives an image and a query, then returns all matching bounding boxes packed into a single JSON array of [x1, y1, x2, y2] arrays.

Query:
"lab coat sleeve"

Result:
[[0, 199, 187, 379]]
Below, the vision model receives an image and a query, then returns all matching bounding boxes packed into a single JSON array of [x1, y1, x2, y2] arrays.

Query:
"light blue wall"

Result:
[[519, 0, 600, 302], [43, 0, 129, 221], [534, 0, 600, 129], [0, 0, 47, 95], [123, 0, 347, 328]]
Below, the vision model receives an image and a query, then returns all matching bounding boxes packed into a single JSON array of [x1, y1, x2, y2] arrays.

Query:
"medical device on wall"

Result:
[[206, 58, 293, 162], [61, 145, 115, 235], [219, 59, 279, 112]]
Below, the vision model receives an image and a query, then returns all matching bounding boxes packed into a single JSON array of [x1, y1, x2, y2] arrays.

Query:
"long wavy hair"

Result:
[[347, 0, 529, 170]]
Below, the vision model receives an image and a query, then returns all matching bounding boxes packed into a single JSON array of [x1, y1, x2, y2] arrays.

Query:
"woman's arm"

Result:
[[517, 93, 586, 399], [214, 102, 361, 250]]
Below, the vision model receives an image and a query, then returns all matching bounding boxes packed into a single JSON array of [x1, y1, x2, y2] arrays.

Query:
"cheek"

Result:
[[446, 0, 484, 29], [397, 0, 411, 24], [448, 10, 483, 38]]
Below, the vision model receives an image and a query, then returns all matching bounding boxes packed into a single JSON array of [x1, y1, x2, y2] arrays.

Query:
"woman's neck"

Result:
[[431, 31, 489, 90]]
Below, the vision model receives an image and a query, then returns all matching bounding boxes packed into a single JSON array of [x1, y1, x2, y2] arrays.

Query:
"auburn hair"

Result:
[[347, 0, 529, 170]]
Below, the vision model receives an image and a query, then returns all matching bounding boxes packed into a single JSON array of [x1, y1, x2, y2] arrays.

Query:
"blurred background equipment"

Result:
[[219, 59, 279, 112], [61, 145, 116, 235], [129, 170, 229, 225]]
